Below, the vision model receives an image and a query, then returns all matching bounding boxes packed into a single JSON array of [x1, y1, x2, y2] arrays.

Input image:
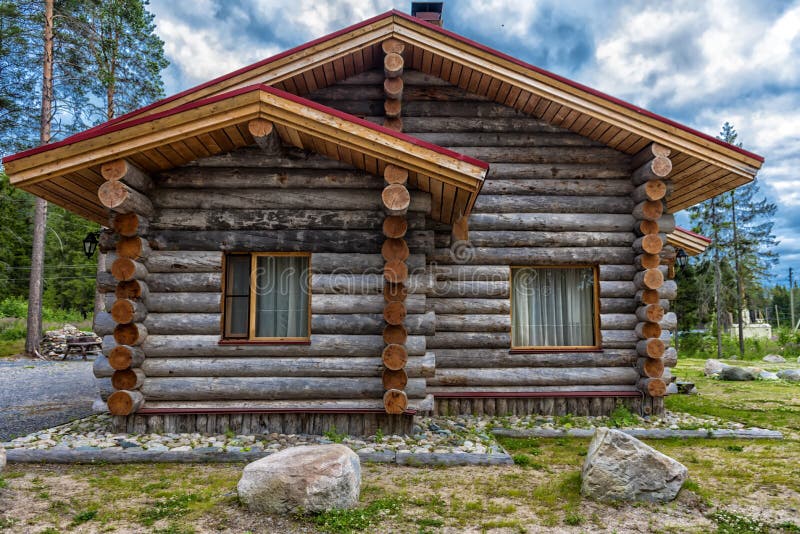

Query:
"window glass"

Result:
[[511, 267, 596, 348], [254, 255, 309, 338], [224, 255, 250, 337]]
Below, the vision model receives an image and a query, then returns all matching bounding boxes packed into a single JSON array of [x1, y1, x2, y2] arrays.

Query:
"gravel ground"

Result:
[[0, 359, 98, 440]]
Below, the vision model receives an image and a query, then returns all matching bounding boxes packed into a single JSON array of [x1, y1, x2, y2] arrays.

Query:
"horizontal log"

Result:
[[426, 332, 510, 349], [437, 314, 511, 332], [427, 367, 639, 387], [601, 330, 639, 349], [140, 396, 434, 412], [111, 212, 149, 237], [598, 264, 637, 281], [154, 209, 427, 232], [157, 168, 381, 190], [429, 145, 628, 165], [436, 231, 633, 248], [143, 312, 436, 336], [428, 298, 509, 314], [432, 264, 636, 282], [599, 281, 636, 298], [141, 251, 426, 274], [146, 293, 221, 313], [600, 298, 637, 314], [142, 352, 435, 379], [467, 213, 636, 233], [435, 349, 637, 368], [143, 334, 426, 357], [473, 195, 633, 214], [107, 390, 144, 415], [112, 368, 146, 390], [93, 312, 116, 337], [97, 271, 117, 292], [98, 181, 154, 217], [430, 247, 634, 265], [101, 159, 153, 191], [631, 156, 672, 185], [141, 377, 426, 401], [661, 312, 677, 331], [600, 314, 638, 330], [110, 298, 147, 324], [430, 281, 509, 299], [480, 178, 632, 197], [150, 230, 433, 254], [93, 354, 114, 378], [632, 200, 664, 222], [658, 213, 676, 234], [631, 143, 671, 169], [153, 188, 431, 213]]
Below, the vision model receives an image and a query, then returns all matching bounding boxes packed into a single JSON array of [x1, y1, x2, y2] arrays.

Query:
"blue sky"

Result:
[[148, 0, 800, 283]]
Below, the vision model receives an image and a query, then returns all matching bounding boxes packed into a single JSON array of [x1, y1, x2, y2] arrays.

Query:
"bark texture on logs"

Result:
[[427, 367, 639, 387], [107, 390, 144, 415], [98, 181, 154, 217], [100, 159, 153, 192], [93, 312, 115, 336], [435, 349, 637, 368]]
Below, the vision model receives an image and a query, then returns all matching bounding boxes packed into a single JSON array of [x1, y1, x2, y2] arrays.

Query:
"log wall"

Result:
[[95, 141, 435, 428], [311, 69, 668, 416]]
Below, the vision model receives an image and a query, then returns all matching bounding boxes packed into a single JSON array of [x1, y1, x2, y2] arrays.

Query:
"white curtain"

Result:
[[254, 256, 309, 337], [512, 267, 595, 347]]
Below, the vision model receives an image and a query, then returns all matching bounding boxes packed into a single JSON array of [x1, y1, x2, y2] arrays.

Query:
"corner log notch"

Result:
[[96, 159, 153, 416], [630, 143, 674, 413], [382, 163, 410, 414]]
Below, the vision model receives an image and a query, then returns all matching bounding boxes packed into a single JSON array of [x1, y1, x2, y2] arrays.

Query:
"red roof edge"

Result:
[[674, 225, 713, 243], [3, 82, 489, 172], [388, 10, 764, 164], [4, 8, 764, 166]]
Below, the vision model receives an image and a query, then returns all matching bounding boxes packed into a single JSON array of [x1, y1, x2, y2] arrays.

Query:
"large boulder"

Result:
[[763, 354, 786, 363], [704, 359, 728, 376], [718, 366, 755, 381], [581, 428, 688, 503], [778, 369, 800, 382], [237, 444, 360, 513]]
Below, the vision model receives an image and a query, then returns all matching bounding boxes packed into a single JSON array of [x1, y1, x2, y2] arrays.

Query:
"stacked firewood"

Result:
[[96, 160, 152, 416]]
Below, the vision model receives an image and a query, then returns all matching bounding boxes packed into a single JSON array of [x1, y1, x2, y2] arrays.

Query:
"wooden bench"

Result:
[[64, 336, 102, 360]]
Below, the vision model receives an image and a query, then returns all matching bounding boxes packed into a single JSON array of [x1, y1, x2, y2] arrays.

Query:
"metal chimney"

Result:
[[411, 2, 444, 26]]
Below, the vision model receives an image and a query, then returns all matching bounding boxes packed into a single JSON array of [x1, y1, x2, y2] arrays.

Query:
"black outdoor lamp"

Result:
[[675, 248, 689, 270], [83, 231, 101, 259]]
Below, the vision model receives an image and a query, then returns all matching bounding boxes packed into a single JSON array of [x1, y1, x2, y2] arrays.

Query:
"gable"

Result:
[[3, 9, 764, 219]]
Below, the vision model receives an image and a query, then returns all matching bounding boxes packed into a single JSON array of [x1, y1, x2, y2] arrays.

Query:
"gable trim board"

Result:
[[4, 84, 488, 225], [5, 10, 762, 215]]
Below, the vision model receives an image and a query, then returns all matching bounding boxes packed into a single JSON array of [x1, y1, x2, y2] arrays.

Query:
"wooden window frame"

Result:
[[509, 264, 601, 352], [220, 252, 312, 344]]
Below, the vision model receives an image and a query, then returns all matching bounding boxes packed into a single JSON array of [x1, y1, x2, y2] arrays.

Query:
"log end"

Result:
[[383, 389, 408, 414], [107, 390, 144, 416], [382, 343, 408, 370]]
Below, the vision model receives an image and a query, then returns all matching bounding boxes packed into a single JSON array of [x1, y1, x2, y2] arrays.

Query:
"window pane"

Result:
[[224, 255, 250, 337], [512, 267, 595, 347], [225, 296, 249, 336], [254, 255, 309, 338]]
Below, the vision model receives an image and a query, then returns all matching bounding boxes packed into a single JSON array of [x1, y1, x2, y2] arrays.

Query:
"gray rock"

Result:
[[581, 428, 688, 503], [665, 382, 678, 395], [676, 381, 696, 394], [718, 366, 755, 381], [704, 359, 728, 376], [758, 370, 780, 381], [237, 444, 360, 514], [0, 447, 5, 473], [763, 354, 786, 363], [778, 369, 800, 382]]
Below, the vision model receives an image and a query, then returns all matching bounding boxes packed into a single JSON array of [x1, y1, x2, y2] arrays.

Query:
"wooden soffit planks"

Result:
[[4, 85, 488, 225], [666, 227, 711, 257]]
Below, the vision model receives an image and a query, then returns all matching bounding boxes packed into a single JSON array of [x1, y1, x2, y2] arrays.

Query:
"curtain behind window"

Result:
[[512, 267, 595, 347], [254, 255, 309, 338]]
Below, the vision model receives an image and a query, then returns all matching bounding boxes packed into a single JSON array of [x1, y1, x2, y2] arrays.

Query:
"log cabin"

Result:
[[2, 6, 763, 435]]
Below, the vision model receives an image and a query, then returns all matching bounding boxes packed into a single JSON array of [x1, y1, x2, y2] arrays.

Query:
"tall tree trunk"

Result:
[[730, 191, 745, 356], [711, 196, 723, 359], [25, 0, 54, 359]]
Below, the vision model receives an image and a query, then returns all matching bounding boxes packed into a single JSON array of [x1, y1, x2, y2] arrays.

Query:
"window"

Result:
[[222, 253, 311, 341], [510, 266, 598, 349]]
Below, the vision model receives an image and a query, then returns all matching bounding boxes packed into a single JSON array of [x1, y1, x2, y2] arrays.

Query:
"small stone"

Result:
[[145, 442, 168, 452], [758, 370, 780, 381], [704, 359, 728, 376], [762, 354, 786, 363], [778, 369, 800, 382], [170, 446, 192, 452]]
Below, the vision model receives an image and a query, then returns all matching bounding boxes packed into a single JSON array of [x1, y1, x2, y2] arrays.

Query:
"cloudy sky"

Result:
[[148, 0, 800, 282]]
